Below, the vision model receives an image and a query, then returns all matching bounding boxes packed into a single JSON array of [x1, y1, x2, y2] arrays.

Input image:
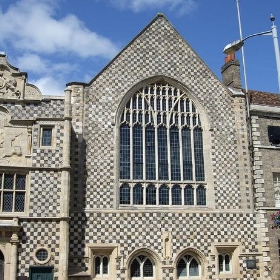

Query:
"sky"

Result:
[[0, 0, 279, 96]]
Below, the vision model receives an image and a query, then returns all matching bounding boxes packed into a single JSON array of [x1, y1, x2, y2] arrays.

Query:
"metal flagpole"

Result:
[[235, 0, 252, 146]]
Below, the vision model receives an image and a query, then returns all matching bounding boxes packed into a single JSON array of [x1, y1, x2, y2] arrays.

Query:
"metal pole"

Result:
[[271, 19, 280, 93]]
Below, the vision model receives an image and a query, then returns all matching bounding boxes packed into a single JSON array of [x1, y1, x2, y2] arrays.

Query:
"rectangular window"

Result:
[[274, 173, 280, 207], [268, 126, 280, 145], [41, 127, 53, 147], [0, 173, 26, 212]]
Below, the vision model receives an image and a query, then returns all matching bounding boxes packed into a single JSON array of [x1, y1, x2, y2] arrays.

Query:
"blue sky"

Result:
[[0, 0, 279, 95]]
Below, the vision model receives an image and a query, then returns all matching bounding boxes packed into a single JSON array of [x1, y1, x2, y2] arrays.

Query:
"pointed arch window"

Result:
[[177, 254, 200, 278], [131, 255, 154, 278], [119, 82, 206, 206]]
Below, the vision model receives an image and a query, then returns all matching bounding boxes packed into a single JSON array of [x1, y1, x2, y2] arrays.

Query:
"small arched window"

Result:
[[184, 185, 194, 205], [159, 185, 169, 205], [131, 255, 154, 278], [133, 184, 143, 205], [95, 255, 109, 276], [218, 253, 231, 273], [177, 254, 200, 278]]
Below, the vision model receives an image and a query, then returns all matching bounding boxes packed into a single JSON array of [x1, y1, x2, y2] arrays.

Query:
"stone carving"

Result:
[[0, 71, 21, 99]]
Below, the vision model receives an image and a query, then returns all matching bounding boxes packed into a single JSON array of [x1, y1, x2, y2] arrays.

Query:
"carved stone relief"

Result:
[[0, 70, 22, 100], [0, 110, 31, 166]]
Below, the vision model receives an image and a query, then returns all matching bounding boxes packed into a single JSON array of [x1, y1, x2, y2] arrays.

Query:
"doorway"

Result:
[[30, 266, 54, 280]]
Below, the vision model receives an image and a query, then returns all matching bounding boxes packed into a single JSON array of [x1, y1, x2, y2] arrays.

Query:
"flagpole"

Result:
[[235, 0, 252, 145]]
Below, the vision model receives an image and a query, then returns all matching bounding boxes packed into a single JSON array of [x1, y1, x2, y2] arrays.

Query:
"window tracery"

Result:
[[119, 82, 206, 206]]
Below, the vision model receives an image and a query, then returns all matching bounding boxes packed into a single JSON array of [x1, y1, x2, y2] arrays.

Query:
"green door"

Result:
[[30, 267, 54, 280]]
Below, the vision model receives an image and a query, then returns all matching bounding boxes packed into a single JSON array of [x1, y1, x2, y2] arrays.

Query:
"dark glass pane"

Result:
[[159, 185, 169, 205], [120, 124, 130, 179], [120, 184, 130, 205], [3, 192, 13, 212], [15, 192, 25, 212], [184, 185, 194, 205], [172, 185, 181, 205], [36, 249, 48, 261], [225, 254, 230, 271], [146, 125, 156, 180], [4, 174, 14, 189], [170, 126, 180, 181], [41, 128, 52, 146], [197, 185, 206, 205], [143, 258, 153, 277], [146, 185, 156, 205], [103, 256, 109, 274], [133, 184, 143, 205], [177, 259, 187, 277], [218, 254, 223, 272], [189, 258, 199, 276], [16, 175, 26, 190], [158, 126, 168, 180], [133, 125, 143, 179], [95, 257, 101, 275], [182, 127, 192, 180], [131, 259, 140, 277], [194, 128, 204, 181]]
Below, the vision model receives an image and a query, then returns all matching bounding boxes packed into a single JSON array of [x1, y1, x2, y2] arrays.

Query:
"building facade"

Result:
[[0, 13, 279, 280]]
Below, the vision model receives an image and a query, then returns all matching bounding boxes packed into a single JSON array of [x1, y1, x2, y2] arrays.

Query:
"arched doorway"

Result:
[[0, 251, 4, 280]]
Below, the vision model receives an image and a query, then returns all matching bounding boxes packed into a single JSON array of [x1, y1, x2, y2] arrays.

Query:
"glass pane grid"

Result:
[[119, 83, 205, 207]]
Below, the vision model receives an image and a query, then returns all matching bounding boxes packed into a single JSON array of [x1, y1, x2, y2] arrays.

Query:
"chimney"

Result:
[[221, 53, 242, 89]]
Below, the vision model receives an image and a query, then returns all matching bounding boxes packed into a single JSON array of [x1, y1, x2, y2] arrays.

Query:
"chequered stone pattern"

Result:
[[76, 16, 245, 210], [69, 211, 259, 279], [1, 99, 64, 120], [32, 122, 64, 168], [29, 170, 61, 217], [17, 220, 60, 279]]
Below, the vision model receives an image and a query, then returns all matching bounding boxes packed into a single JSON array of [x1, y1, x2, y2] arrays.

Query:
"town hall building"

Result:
[[0, 13, 279, 280]]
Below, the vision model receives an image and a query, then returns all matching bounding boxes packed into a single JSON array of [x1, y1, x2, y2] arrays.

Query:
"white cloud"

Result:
[[0, 0, 119, 58], [111, 0, 198, 15], [30, 76, 65, 96], [16, 54, 48, 74]]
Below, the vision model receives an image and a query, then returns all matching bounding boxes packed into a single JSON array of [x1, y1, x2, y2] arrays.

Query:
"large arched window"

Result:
[[177, 254, 201, 278], [119, 82, 206, 206]]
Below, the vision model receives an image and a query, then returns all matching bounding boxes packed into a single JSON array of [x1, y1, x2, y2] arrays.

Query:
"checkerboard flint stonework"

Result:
[[0, 13, 274, 280]]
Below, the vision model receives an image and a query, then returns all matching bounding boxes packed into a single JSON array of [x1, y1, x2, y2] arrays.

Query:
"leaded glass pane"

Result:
[[95, 257, 101, 275], [16, 175, 26, 190], [177, 259, 187, 277], [120, 124, 130, 179], [133, 184, 143, 205], [159, 185, 169, 205], [225, 254, 230, 271], [170, 126, 180, 181], [103, 256, 109, 274], [146, 125, 156, 180], [172, 185, 181, 205], [120, 184, 130, 205], [158, 126, 168, 180], [143, 258, 153, 277], [3, 192, 13, 212], [41, 128, 52, 146], [218, 254, 223, 272], [133, 125, 143, 179], [15, 192, 25, 212], [189, 258, 199, 276], [197, 185, 206, 205], [131, 259, 140, 277], [36, 249, 48, 261], [146, 184, 156, 205], [182, 127, 192, 180], [194, 128, 204, 181], [4, 174, 14, 189], [184, 185, 194, 205]]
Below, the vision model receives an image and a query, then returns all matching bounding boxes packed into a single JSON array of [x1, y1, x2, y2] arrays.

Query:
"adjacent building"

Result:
[[0, 13, 279, 280]]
